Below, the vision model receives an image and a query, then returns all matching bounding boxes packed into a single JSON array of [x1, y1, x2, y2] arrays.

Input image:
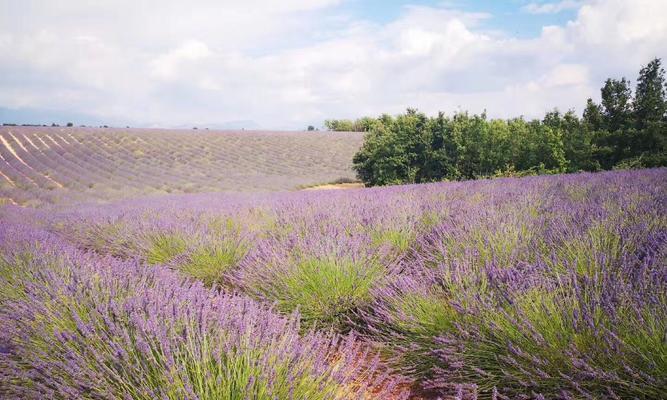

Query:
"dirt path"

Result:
[[302, 182, 364, 190]]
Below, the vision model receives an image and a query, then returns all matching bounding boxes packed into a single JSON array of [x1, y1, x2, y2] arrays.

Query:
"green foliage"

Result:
[[179, 241, 247, 287], [275, 258, 383, 330], [601, 77, 634, 132], [0, 251, 37, 303], [381, 288, 459, 378], [145, 233, 188, 265], [371, 229, 414, 255], [324, 119, 356, 131], [634, 58, 667, 128], [324, 116, 383, 132], [351, 58, 667, 186], [462, 283, 667, 398], [56, 221, 141, 259]]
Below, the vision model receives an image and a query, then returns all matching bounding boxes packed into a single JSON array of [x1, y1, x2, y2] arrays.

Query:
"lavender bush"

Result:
[[233, 225, 394, 331]]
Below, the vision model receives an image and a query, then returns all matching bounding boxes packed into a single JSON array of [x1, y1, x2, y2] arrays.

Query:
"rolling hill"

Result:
[[0, 126, 363, 206]]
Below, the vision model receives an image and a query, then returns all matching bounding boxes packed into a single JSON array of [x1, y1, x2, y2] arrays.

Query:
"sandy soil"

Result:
[[302, 182, 365, 190]]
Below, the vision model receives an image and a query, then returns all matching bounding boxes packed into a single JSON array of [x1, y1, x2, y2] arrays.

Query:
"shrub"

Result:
[[176, 239, 248, 287], [144, 232, 188, 265], [54, 219, 141, 259], [234, 229, 392, 331], [275, 257, 383, 329]]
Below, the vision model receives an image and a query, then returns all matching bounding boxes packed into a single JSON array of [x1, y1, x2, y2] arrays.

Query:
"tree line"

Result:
[[328, 58, 666, 186]]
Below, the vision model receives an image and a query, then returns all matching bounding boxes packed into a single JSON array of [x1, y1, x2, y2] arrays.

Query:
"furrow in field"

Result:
[[0, 168, 16, 186], [1, 134, 32, 168], [34, 134, 59, 155], [44, 134, 66, 151], [0, 151, 39, 187], [25, 133, 92, 190], [4, 132, 65, 188], [0, 127, 362, 204], [42, 132, 103, 176], [14, 131, 74, 185], [56, 130, 71, 145], [21, 133, 42, 152], [69, 134, 148, 186], [87, 136, 168, 189], [25, 132, 87, 185], [66, 132, 83, 146]]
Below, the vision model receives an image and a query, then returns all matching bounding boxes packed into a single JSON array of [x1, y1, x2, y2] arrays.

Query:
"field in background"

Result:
[[0, 126, 363, 206]]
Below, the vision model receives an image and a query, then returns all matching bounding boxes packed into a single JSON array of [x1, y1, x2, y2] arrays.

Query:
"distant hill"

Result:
[[0, 126, 363, 207]]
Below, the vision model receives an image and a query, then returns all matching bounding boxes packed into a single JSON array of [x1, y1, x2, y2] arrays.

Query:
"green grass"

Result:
[[379, 286, 460, 379], [275, 258, 383, 331], [145, 233, 188, 265], [179, 241, 247, 287], [391, 290, 457, 337], [371, 229, 414, 255]]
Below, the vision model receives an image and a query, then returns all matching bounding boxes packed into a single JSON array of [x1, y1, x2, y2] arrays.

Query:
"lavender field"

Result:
[[0, 126, 362, 206], [0, 166, 665, 399]]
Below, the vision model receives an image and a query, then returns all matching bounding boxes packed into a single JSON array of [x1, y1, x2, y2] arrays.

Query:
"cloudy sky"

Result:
[[0, 0, 665, 129]]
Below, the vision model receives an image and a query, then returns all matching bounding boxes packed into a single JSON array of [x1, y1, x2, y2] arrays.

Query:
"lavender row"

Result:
[[0, 223, 407, 399]]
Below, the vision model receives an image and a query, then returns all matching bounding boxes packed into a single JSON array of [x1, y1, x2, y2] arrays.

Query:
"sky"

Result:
[[0, 0, 665, 129]]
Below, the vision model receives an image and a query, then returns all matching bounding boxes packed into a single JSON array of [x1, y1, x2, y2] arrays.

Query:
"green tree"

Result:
[[353, 109, 434, 185], [452, 112, 491, 179], [626, 58, 667, 167], [324, 117, 385, 132], [601, 78, 633, 132], [350, 58, 666, 187], [324, 119, 355, 131], [353, 116, 380, 132], [352, 126, 409, 186], [594, 78, 634, 168], [422, 112, 460, 181], [634, 58, 666, 128], [583, 99, 604, 131], [543, 110, 596, 172]]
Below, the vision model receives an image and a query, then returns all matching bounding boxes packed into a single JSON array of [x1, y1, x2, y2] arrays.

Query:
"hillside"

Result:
[[0, 126, 363, 206]]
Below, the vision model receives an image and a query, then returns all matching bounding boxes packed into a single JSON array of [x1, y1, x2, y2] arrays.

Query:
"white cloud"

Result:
[[0, 0, 666, 128], [522, 1, 584, 14], [151, 41, 212, 80], [540, 64, 590, 87]]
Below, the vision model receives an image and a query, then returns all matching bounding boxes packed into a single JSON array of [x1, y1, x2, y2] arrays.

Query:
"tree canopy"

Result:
[[348, 58, 666, 186]]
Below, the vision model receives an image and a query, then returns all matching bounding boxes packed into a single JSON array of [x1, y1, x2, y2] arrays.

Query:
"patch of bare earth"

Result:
[[302, 182, 364, 191]]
